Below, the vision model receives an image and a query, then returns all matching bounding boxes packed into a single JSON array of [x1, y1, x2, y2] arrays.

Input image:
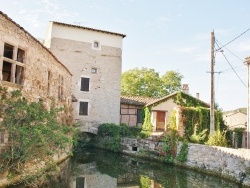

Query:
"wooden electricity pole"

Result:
[[210, 31, 215, 135]]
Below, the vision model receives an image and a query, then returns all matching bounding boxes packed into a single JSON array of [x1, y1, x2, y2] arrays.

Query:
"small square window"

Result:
[[94, 41, 99, 48], [91, 68, 97, 73]]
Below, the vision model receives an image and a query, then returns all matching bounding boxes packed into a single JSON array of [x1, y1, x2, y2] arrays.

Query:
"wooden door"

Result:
[[156, 111, 165, 131]]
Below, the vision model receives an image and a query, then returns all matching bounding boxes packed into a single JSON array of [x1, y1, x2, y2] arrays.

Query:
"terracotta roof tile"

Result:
[[121, 95, 158, 106]]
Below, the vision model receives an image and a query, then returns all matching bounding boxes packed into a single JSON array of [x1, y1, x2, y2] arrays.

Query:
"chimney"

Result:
[[196, 93, 200, 99], [181, 84, 189, 94]]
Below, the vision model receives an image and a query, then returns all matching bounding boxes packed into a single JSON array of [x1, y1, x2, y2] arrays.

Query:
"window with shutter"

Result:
[[81, 77, 90, 91], [79, 102, 88, 116]]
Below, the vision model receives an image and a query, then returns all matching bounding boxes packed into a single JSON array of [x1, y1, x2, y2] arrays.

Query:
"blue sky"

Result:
[[1, 0, 250, 111]]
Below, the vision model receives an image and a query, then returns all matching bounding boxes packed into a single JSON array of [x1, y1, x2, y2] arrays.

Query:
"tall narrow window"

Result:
[[137, 109, 143, 123], [2, 61, 12, 82], [76, 177, 85, 188], [58, 74, 64, 99], [79, 102, 88, 116], [17, 48, 25, 63], [81, 77, 90, 91], [47, 70, 51, 96]]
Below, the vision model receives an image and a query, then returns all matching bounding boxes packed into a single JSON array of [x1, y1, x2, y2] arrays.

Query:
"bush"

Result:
[[206, 130, 227, 147], [0, 87, 76, 174]]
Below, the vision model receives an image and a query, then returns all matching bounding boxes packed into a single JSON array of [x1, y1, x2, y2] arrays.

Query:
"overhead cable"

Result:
[[215, 27, 250, 52]]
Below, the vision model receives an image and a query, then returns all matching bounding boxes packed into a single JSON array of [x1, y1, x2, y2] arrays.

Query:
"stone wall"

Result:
[[120, 137, 250, 187], [0, 11, 72, 107], [0, 12, 73, 149], [46, 22, 124, 130]]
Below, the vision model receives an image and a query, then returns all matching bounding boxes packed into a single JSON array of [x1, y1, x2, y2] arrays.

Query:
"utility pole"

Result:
[[246, 57, 250, 149], [210, 31, 215, 135]]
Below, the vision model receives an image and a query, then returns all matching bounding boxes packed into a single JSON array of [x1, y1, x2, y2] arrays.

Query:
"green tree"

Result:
[[161, 70, 183, 95], [121, 67, 183, 97], [121, 67, 162, 97]]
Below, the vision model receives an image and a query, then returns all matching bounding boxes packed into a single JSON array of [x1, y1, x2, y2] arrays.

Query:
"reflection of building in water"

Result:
[[117, 172, 140, 188], [117, 173, 163, 188], [72, 163, 117, 188]]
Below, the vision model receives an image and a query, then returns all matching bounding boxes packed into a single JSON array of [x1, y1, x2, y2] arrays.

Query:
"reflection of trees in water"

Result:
[[72, 148, 240, 188]]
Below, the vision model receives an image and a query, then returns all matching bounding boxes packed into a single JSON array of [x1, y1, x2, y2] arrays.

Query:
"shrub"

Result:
[[206, 130, 227, 147], [0, 87, 76, 174]]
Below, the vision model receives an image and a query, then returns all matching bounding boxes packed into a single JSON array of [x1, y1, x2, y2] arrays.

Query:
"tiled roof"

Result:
[[121, 95, 158, 106], [146, 91, 210, 107], [223, 108, 247, 115], [0, 11, 72, 76], [52, 21, 126, 38]]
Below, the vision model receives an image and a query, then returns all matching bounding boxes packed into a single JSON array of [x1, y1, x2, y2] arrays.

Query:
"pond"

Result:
[[40, 148, 241, 188]]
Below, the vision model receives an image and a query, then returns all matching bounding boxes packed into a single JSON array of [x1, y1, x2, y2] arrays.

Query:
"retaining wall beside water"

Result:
[[119, 137, 250, 187]]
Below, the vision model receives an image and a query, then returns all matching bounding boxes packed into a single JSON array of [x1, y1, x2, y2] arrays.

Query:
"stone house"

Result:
[[223, 108, 247, 148], [120, 96, 156, 127], [0, 12, 72, 147], [44, 22, 126, 132], [146, 90, 209, 132], [223, 108, 247, 130], [120, 84, 209, 133]]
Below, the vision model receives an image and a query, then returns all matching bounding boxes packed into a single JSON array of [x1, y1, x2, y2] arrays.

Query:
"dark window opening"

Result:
[[79, 102, 88, 116], [17, 48, 25, 63], [94, 41, 99, 48], [15, 65, 24, 85], [4, 43, 14, 59], [137, 109, 143, 123], [81, 77, 90, 91], [132, 146, 138, 151], [2, 61, 12, 82], [0, 131, 4, 143], [58, 75, 64, 99], [131, 160, 137, 165], [76, 177, 85, 188], [47, 71, 51, 96]]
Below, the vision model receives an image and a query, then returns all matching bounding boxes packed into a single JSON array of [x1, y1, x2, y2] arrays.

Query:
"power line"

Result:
[[215, 40, 247, 88], [215, 27, 250, 52], [222, 52, 247, 87], [215, 39, 244, 63]]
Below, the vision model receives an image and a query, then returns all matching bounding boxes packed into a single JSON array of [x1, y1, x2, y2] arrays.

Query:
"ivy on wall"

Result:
[[173, 92, 209, 108], [141, 107, 153, 137]]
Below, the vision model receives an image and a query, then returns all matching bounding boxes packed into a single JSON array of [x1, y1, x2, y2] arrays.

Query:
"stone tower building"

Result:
[[45, 22, 126, 131]]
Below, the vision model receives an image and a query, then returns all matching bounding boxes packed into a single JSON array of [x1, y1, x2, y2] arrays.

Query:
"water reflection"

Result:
[[8, 148, 239, 187], [69, 148, 240, 188]]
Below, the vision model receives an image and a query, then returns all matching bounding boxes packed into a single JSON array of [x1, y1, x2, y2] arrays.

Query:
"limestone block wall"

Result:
[[48, 36, 122, 128], [0, 12, 73, 149], [0, 12, 72, 107], [120, 137, 250, 186]]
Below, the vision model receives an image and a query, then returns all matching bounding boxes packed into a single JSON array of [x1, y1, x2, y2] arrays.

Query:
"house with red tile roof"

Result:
[[120, 89, 209, 133]]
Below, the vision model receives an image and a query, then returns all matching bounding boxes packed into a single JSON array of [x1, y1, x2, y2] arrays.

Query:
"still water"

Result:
[[41, 148, 241, 188]]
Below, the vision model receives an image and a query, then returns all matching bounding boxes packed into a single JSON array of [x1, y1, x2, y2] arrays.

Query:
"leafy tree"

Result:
[[121, 67, 162, 97], [121, 67, 183, 97], [161, 70, 183, 95]]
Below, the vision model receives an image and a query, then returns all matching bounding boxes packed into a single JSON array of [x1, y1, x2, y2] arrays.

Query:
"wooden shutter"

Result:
[[81, 78, 90, 91], [79, 102, 88, 115]]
